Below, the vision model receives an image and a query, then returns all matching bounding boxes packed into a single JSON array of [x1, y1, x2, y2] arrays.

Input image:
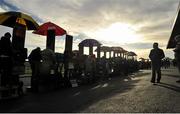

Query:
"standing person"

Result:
[[41, 48, 56, 76], [149, 42, 165, 83], [0, 32, 13, 86], [174, 35, 180, 83], [28, 47, 42, 92]]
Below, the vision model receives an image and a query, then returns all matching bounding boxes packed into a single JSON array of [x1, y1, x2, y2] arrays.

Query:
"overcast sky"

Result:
[[0, 0, 179, 59]]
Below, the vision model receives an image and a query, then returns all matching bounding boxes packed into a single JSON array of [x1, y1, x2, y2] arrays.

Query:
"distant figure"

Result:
[[174, 35, 180, 83], [28, 47, 42, 92], [0, 32, 13, 86], [149, 43, 165, 83]]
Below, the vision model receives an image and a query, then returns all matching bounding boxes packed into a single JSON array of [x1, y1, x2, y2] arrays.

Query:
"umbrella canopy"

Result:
[[0, 11, 39, 30], [33, 22, 66, 36], [139, 57, 145, 60], [127, 51, 137, 56], [122, 49, 128, 53], [167, 3, 180, 48], [95, 46, 111, 52], [111, 46, 124, 52], [79, 39, 101, 47]]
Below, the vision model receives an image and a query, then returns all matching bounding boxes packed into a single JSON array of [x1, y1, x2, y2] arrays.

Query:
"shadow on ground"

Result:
[[0, 71, 150, 113], [163, 74, 180, 78], [155, 82, 180, 93]]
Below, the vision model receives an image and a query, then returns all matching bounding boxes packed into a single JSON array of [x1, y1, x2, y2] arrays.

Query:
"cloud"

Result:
[[4, 0, 178, 31], [0, 26, 13, 38], [0, 0, 18, 11], [73, 33, 89, 42], [123, 43, 154, 49], [0, 0, 179, 58]]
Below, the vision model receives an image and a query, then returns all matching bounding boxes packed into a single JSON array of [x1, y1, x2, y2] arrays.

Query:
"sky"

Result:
[[0, 0, 179, 59]]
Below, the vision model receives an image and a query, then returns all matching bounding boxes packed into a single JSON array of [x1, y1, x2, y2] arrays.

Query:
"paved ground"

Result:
[[0, 67, 180, 113]]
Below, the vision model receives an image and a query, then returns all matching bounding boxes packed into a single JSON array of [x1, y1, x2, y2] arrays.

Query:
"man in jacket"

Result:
[[149, 42, 165, 83], [0, 32, 13, 86], [174, 35, 180, 83], [28, 47, 42, 92]]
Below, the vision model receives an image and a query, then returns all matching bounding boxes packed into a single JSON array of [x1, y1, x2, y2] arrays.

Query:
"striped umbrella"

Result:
[[0, 11, 39, 30]]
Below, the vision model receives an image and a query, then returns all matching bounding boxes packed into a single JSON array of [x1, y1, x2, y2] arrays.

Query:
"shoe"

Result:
[[157, 81, 160, 83], [151, 80, 155, 83], [176, 80, 180, 83]]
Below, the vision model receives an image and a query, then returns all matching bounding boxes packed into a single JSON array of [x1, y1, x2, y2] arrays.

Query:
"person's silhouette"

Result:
[[149, 42, 165, 83], [174, 35, 180, 83], [28, 47, 42, 92], [0, 32, 13, 86]]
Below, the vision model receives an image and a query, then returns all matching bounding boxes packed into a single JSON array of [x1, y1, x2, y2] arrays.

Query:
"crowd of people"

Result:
[[26, 47, 141, 92], [1, 32, 180, 97], [0, 32, 24, 97], [27, 41, 180, 91]]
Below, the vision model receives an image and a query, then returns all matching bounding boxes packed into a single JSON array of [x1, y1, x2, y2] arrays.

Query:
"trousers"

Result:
[[151, 68, 161, 82]]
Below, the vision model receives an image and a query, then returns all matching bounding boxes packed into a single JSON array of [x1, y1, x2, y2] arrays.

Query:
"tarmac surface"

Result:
[[0, 67, 180, 113]]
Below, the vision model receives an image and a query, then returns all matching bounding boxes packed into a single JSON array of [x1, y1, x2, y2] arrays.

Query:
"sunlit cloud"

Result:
[[86, 22, 142, 44], [0, 0, 179, 58]]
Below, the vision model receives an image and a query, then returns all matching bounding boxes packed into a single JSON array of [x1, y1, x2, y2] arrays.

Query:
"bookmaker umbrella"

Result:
[[0, 11, 39, 30], [33, 22, 66, 36]]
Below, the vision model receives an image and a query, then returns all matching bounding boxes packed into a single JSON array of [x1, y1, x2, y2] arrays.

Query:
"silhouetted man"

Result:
[[149, 42, 165, 83], [0, 32, 13, 86], [28, 47, 42, 92], [174, 35, 180, 83]]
